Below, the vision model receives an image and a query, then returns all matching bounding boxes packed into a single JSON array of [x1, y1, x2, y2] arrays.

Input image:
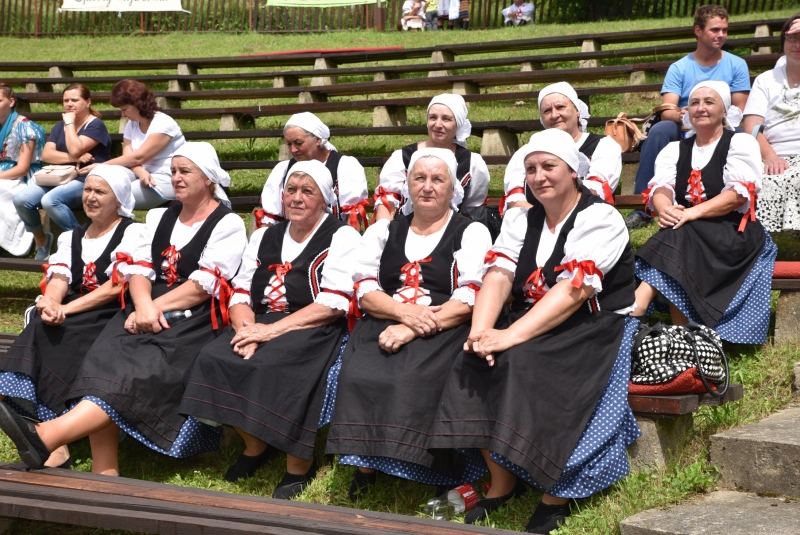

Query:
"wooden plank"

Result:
[[627, 394, 699, 416], [772, 280, 800, 291], [698, 383, 744, 406], [0, 258, 44, 273]]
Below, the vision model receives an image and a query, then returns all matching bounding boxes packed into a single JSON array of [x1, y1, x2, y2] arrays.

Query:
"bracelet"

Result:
[[64, 122, 74, 126]]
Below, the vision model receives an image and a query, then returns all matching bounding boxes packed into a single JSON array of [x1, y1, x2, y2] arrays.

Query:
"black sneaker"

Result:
[[349, 468, 377, 501], [465, 477, 528, 524], [272, 460, 318, 500], [0, 401, 50, 469], [526, 500, 572, 534], [224, 446, 278, 483]]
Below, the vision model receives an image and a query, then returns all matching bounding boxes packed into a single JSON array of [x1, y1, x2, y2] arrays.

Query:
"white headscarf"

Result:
[[427, 94, 472, 148], [401, 148, 463, 215], [520, 129, 581, 172], [682, 80, 743, 137], [284, 112, 337, 151], [172, 142, 231, 208], [537, 81, 591, 132], [285, 160, 335, 213], [86, 164, 135, 218]]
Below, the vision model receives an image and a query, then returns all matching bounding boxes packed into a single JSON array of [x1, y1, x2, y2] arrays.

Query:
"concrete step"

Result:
[[710, 406, 800, 498], [620, 491, 800, 534]]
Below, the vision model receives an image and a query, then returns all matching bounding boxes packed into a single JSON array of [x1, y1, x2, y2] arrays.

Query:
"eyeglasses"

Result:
[[786, 34, 800, 42]]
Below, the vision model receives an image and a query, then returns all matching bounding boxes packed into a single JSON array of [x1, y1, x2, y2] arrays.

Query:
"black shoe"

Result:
[[224, 446, 277, 483], [272, 460, 318, 500], [625, 211, 652, 230], [55, 456, 74, 469], [526, 500, 572, 534], [0, 401, 50, 469], [464, 478, 527, 524], [349, 468, 377, 501]]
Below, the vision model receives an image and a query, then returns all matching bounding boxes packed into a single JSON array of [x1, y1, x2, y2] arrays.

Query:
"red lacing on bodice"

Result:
[[396, 257, 432, 304], [687, 169, 705, 206], [523, 267, 548, 303], [265, 262, 292, 312], [81, 262, 99, 293], [161, 245, 182, 286]]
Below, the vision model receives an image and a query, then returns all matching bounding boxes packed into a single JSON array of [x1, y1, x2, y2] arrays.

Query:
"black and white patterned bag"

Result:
[[631, 321, 729, 397]]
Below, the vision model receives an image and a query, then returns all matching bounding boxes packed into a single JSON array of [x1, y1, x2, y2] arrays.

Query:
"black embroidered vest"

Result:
[[69, 218, 135, 294], [674, 129, 734, 210]]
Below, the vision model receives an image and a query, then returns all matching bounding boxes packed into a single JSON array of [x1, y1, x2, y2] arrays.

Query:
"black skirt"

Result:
[[635, 215, 765, 326], [67, 298, 218, 452], [180, 313, 346, 460], [325, 315, 471, 472], [0, 294, 121, 414], [429, 309, 625, 494]]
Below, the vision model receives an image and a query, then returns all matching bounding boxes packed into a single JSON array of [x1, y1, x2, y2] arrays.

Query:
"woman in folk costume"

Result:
[[0, 165, 139, 469], [258, 112, 368, 231], [430, 129, 641, 534], [180, 160, 360, 499], [326, 148, 492, 500], [633, 81, 776, 344], [0, 142, 247, 475]]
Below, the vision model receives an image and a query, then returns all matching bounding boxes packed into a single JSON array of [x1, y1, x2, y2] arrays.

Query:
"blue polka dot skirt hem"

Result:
[[318, 333, 348, 429], [338, 450, 487, 487], [636, 230, 777, 344], [491, 317, 641, 499], [79, 396, 220, 458], [0, 371, 58, 421]]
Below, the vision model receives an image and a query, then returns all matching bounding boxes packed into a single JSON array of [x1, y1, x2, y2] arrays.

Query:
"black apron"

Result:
[[180, 216, 347, 460]]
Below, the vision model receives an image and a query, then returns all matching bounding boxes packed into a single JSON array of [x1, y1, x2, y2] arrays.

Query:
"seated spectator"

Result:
[[0, 84, 45, 257], [0, 165, 139, 469], [0, 143, 246, 475], [439, 0, 469, 29], [326, 148, 492, 500], [258, 113, 368, 231], [80, 79, 185, 210], [14, 84, 112, 261], [399, 0, 426, 31], [180, 161, 360, 498], [743, 15, 800, 233], [502, 81, 621, 213], [502, 0, 534, 26], [633, 82, 777, 344], [627, 5, 750, 230], [430, 129, 640, 534], [374, 94, 489, 221]]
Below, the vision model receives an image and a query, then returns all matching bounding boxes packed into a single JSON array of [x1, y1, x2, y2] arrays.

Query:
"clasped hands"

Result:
[[230, 320, 282, 360], [36, 296, 67, 326], [124, 301, 169, 335], [657, 204, 699, 229], [379, 303, 442, 354], [463, 328, 518, 367]]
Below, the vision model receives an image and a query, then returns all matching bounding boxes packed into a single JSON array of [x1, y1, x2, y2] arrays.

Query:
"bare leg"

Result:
[[481, 448, 517, 498], [668, 303, 689, 326], [357, 467, 376, 474], [36, 400, 114, 452], [234, 427, 268, 457], [43, 445, 71, 467], [32, 230, 47, 248], [88, 422, 121, 476], [287, 453, 313, 475], [632, 281, 658, 317], [541, 493, 569, 505]]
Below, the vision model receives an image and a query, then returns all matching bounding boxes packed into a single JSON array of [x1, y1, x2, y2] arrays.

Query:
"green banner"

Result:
[[267, 0, 378, 6]]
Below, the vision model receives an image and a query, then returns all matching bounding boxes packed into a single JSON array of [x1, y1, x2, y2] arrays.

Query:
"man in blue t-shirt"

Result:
[[627, 4, 751, 228]]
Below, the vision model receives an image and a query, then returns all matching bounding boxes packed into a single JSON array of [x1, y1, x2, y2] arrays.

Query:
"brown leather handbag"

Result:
[[605, 113, 644, 153]]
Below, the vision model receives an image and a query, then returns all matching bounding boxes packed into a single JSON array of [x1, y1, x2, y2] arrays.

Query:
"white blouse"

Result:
[[502, 133, 621, 211], [46, 221, 144, 286], [486, 204, 632, 313], [375, 148, 491, 216], [354, 211, 493, 307], [108, 207, 247, 298], [229, 214, 361, 312], [743, 58, 800, 158], [645, 133, 762, 214], [258, 155, 369, 226]]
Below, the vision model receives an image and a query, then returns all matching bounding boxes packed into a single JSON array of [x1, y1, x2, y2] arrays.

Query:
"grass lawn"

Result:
[[2, 9, 800, 534]]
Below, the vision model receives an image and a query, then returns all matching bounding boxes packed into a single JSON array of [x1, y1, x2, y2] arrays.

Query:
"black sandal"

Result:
[[224, 446, 277, 483], [0, 402, 50, 469], [526, 500, 572, 534], [272, 460, 318, 500], [465, 478, 528, 524], [349, 468, 377, 501]]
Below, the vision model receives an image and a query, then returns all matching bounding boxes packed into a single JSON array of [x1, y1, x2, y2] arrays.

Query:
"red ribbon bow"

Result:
[[687, 169, 705, 206], [341, 199, 370, 231], [640, 186, 654, 215], [483, 250, 516, 267], [200, 266, 232, 330], [523, 267, 548, 303], [396, 257, 432, 304], [81, 262, 99, 294], [161, 245, 182, 286], [265, 262, 292, 312], [252, 208, 284, 230], [554, 259, 603, 289], [585, 176, 615, 206], [372, 187, 402, 222], [499, 187, 525, 216], [111, 253, 154, 309], [346, 278, 375, 333], [40, 263, 69, 295], [735, 181, 757, 233]]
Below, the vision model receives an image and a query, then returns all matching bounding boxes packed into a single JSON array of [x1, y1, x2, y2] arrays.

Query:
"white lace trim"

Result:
[[189, 270, 219, 297], [315, 291, 350, 312], [503, 192, 527, 213], [229, 292, 253, 308], [451, 285, 476, 306], [114, 264, 155, 282], [46, 265, 72, 283], [484, 257, 517, 277], [356, 279, 382, 301]]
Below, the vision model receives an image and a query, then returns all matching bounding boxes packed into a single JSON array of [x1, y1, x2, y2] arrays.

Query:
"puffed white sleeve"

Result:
[[742, 72, 770, 118], [502, 146, 528, 213], [315, 226, 362, 311], [259, 161, 290, 226], [645, 141, 680, 210], [105, 208, 164, 281], [460, 153, 491, 215], [722, 133, 763, 214], [336, 155, 369, 223], [229, 227, 266, 308], [584, 136, 622, 203], [484, 206, 529, 276], [375, 149, 406, 210], [46, 231, 73, 282], [451, 222, 493, 305], [190, 213, 248, 298], [353, 219, 391, 302], [556, 203, 628, 293]]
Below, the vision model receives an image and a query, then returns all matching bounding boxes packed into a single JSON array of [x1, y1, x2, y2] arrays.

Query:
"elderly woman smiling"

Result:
[[326, 148, 492, 500], [179, 160, 361, 499], [633, 81, 776, 344], [0, 142, 247, 476], [430, 129, 640, 534], [0, 165, 139, 469]]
